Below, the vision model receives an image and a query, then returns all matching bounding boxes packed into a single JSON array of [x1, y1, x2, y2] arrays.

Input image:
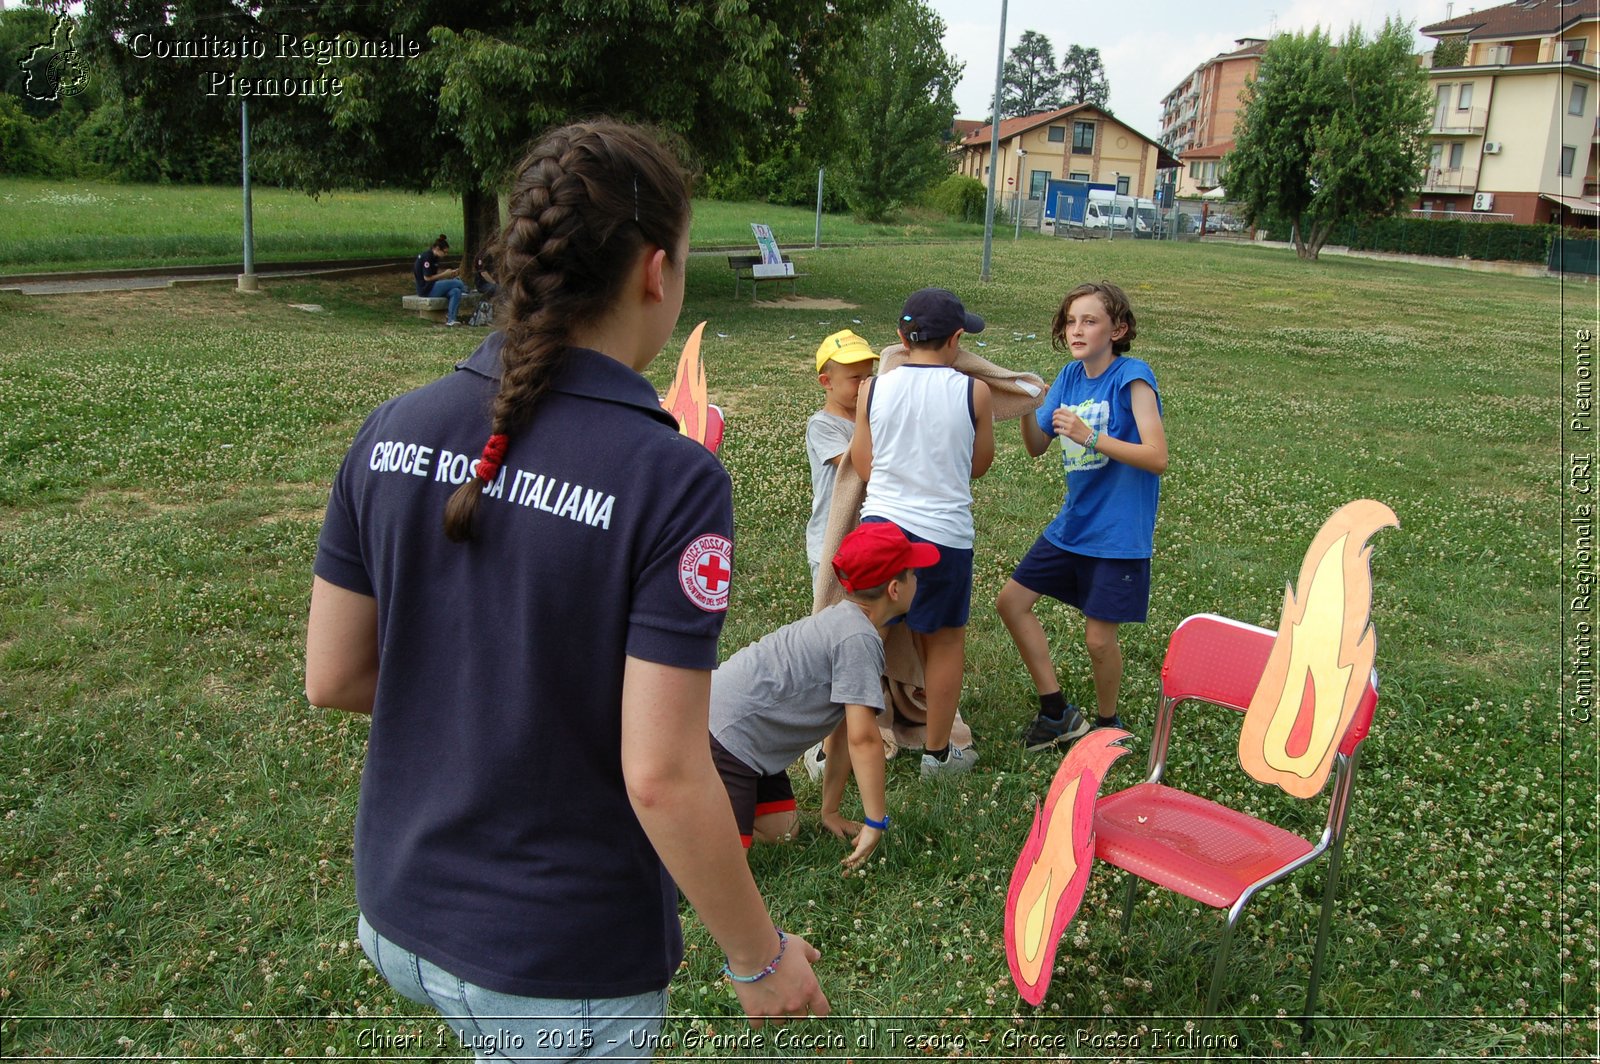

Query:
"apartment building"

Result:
[[1420, 0, 1598, 226], [1158, 38, 1267, 198]]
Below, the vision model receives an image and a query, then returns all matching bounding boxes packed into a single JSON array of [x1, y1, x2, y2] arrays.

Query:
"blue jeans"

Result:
[[358, 915, 666, 1062], [425, 278, 469, 323]]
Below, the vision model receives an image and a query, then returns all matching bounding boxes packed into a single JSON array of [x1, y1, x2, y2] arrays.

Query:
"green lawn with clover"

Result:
[[0, 177, 982, 274], [0, 235, 1591, 1060]]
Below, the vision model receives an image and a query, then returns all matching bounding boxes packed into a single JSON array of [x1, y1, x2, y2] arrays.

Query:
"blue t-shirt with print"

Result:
[[1035, 355, 1161, 558]]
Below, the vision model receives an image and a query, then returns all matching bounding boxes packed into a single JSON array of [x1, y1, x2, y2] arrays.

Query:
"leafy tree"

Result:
[[835, 0, 960, 222], [995, 30, 1062, 119], [1225, 20, 1429, 260], [1, 5, 109, 176], [3, 5, 61, 118], [1059, 44, 1110, 110], [78, 0, 887, 259], [1431, 35, 1467, 68]]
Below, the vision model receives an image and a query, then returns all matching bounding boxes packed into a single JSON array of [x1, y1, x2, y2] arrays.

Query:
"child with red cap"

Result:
[[709, 521, 937, 868]]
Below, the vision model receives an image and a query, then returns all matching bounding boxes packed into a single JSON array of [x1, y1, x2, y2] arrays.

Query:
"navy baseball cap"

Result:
[[898, 288, 984, 344]]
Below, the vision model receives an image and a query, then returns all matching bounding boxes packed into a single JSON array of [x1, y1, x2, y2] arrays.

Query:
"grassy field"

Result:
[[0, 235, 1592, 1060], [0, 178, 984, 274]]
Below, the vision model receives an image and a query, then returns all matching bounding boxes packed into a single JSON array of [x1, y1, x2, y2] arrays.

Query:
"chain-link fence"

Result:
[[988, 191, 1597, 270]]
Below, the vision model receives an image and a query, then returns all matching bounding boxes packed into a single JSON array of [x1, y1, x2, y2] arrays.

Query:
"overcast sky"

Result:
[[926, 0, 1450, 138]]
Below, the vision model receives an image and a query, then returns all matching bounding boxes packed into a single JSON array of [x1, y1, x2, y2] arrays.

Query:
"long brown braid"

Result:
[[443, 120, 692, 542]]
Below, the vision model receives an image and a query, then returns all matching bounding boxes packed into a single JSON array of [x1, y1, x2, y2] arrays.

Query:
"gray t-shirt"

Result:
[[805, 410, 855, 571], [710, 600, 885, 776]]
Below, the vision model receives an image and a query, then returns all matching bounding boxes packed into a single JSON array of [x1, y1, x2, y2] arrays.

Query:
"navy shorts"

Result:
[[861, 517, 973, 633], [1010, 537, 1151, 624], [710, 737, 796, 848]]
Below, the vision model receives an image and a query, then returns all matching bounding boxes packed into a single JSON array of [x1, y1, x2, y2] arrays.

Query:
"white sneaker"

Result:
[[920, 744, 979, 779], [802, 742, 826, 782]]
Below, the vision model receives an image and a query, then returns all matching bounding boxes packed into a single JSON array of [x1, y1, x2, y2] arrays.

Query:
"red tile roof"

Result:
[[1422, 0, 1598, 39], [959, 104, 1179, 168], [1180, 139, 1235, 161]]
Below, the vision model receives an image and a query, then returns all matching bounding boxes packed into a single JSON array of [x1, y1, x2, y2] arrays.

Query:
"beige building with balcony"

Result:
[[1158, 38, 1267, 198], [1420, 0, 1598, 226], [954, 104, 1176, 202]]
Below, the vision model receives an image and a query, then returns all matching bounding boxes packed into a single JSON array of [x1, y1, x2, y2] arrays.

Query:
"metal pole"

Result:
[[1108, 171, 1118, 242], [1014, 149, 1026, 240], [980, 0, 1008, 282], [814, 167, 824, 249], [238, 100, 258, 292]]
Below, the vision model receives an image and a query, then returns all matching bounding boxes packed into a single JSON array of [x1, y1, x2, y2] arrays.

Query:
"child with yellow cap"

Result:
[[806, 330, 879, 579]]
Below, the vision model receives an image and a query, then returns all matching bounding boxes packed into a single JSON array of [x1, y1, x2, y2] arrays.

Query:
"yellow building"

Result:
[[954, 104, 1177, 203], [1421, 0, 1599, 226]]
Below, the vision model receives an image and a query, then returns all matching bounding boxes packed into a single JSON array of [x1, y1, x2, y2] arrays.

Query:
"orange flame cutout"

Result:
[[1005, 730, 1131, 1006], [662, 321, 724, 452], [1239, 499, 1398, 798]]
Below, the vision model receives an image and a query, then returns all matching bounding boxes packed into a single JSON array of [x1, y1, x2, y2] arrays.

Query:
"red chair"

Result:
[[1093, 612, 1378, 1030]]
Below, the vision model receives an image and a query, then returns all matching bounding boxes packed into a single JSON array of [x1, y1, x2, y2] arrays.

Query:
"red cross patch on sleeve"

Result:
[[678, 534, 733, 612]]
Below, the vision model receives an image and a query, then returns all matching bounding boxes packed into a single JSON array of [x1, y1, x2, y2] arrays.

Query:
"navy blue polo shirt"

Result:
[[314, 335, 734, 999], [413, 247, 442, 295]]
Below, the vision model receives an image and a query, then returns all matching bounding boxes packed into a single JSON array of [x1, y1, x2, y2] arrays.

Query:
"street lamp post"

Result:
[[1014, 148, 1027, 240], [979, 0, 1008, 283], [1108, 172, 1120, 242], [238, 100, 258, 293]]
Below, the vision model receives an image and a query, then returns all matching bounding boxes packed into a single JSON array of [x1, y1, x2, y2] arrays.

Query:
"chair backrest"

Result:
[[1158, 612, 1380, 787], [1161, 613, 1276, 713]]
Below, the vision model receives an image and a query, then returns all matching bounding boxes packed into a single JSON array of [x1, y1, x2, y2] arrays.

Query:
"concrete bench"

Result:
[[727, 254, 807, 300], [402, 293, 481, 323]]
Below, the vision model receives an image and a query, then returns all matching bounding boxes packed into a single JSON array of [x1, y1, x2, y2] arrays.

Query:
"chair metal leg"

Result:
[[1120, 873, 1140, 935], [1301, 836, 1347, 1041], [1204, 912, 1240, 1018]]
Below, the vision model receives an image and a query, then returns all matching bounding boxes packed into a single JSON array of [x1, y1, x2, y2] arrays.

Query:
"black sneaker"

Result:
[[1023, 704, 1091, 752], [1092, 713, 1126, 732]]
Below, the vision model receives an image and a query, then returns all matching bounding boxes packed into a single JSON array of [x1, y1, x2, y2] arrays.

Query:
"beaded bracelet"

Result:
[[863, 814, 891, 831], [723, 930, 787, 984], [1084, 429, 1100, 454]]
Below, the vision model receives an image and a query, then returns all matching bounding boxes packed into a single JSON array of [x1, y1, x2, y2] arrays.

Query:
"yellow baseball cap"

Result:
[[815, 329, 879, 374]]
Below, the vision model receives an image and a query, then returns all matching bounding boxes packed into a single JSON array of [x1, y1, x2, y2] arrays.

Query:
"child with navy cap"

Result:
[[710, 521, 937, 868], [850, 288, 997, 778]]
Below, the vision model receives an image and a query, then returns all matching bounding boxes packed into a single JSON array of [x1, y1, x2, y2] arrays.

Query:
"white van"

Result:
[[1083, 190, 1131, 231]]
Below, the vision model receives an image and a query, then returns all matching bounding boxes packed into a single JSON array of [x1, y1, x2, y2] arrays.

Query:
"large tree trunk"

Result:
[[461, 187, 503, 286], [1302, 219, 1333, 260]]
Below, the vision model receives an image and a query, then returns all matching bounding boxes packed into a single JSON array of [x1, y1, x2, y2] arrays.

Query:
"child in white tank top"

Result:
[[850, 288, 997, 778]]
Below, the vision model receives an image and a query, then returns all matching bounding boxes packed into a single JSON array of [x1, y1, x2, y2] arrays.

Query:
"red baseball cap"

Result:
[[833, 521, 941, 593]]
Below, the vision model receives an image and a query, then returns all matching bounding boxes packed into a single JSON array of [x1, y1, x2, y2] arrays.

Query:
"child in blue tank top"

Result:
[[995, 281, 1169, 752]]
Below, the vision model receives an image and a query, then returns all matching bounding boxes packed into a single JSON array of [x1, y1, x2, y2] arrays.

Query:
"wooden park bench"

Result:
[[727, 254, 807, 300], [401, 292, 481, 323]]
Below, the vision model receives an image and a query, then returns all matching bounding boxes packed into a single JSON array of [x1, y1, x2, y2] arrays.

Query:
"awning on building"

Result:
[[1541, 193, 1600, 216]]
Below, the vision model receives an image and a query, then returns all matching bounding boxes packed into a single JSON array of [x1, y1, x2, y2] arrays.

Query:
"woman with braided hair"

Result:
[[306, 120, 827, 1060]]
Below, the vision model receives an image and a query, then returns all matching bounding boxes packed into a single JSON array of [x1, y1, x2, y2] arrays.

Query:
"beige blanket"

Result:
[[811, 344, 1047, 755]]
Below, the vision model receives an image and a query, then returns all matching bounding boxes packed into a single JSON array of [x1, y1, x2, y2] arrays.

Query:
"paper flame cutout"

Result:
[[661, 321, 724, 453], [1005, 730, 1132, 1006], [1238, 499, 1398, 798]]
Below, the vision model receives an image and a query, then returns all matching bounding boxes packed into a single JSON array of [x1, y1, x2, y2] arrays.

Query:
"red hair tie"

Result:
[[475, 433, 510, 482]]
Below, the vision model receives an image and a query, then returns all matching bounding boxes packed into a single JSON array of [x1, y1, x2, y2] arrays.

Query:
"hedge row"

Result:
[[1263, 214, 1595, 264]]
